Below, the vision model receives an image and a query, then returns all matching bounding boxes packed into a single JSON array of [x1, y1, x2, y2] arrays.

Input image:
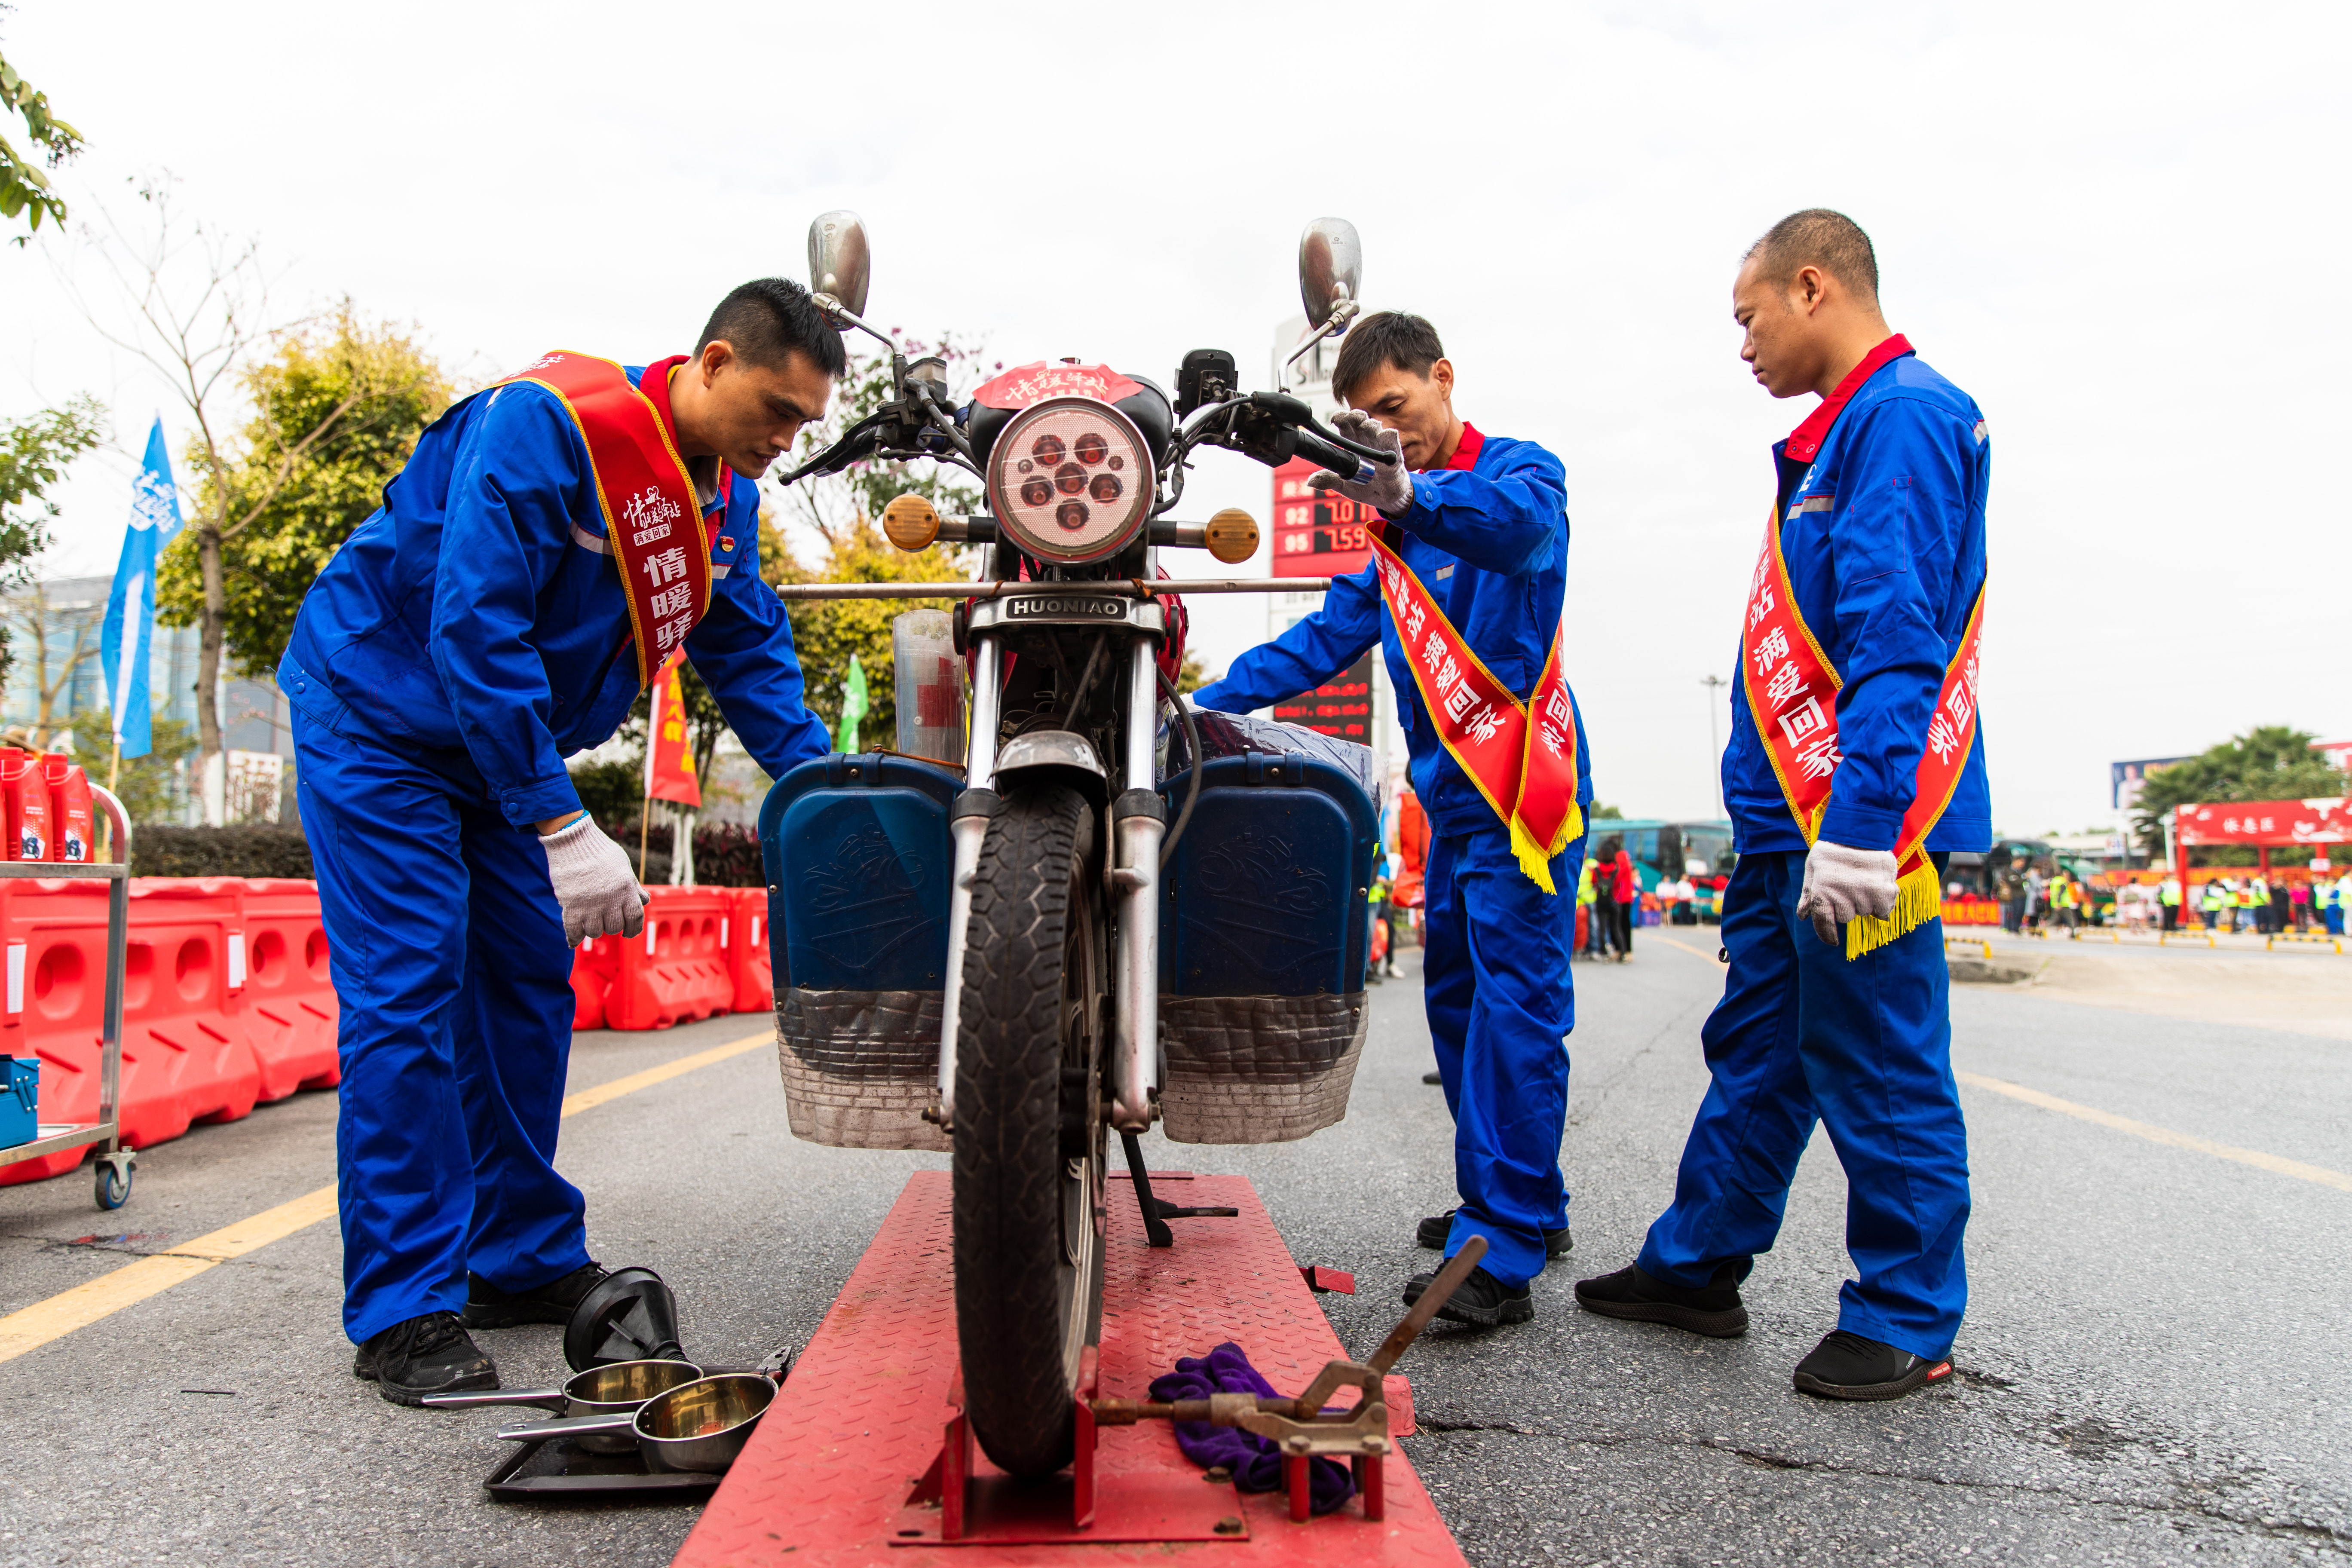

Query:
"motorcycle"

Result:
[[761, 214, 1387, 1479]]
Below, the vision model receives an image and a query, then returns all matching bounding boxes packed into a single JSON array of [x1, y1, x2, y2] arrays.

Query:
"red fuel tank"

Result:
[[0, 749, 52, 862], [41, 754, 92, 864]]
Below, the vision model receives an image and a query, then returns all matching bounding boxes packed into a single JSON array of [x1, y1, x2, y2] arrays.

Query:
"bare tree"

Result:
[[55, 182, 400, 821], [3, 578, 100, 750]]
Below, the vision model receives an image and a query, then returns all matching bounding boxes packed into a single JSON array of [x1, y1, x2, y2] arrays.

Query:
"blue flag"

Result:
[[98, 418, 184, 760]]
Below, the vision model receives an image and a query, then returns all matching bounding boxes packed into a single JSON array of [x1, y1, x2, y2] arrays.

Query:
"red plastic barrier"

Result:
[[113, 878, 263, 1146], [602, 886, 735, 1031], [0, 878, 258, 1178], [239, 879, 340, 1101], [570, 935, 619, 1031], [724, 887, 773, 1017]]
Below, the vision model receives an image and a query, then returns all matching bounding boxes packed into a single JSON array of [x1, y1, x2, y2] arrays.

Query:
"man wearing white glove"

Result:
[[1194, 312, 1594, 1329], [1577, 211, 1991, 1403], [282, 280, 838, 1404]]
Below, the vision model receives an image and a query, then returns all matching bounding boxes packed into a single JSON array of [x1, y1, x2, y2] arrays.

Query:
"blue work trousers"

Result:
[[1424, 826, 1585, 1289], [294, 710, 590, 1344], [1637, 850, 1970, 1359]]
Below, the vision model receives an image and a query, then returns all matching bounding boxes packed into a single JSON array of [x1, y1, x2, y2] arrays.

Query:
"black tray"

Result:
[[485, 1436, 721, 1503]]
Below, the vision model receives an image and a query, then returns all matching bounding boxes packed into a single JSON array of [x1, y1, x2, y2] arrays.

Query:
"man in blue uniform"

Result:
[[1193, 313, 1592, 1326], [1576, 211, 1989, 1401], [282, 280, 841, 1404]]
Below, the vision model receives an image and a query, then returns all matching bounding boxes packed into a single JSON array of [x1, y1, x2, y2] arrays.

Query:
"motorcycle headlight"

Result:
[[984, 397, 1152, 565]]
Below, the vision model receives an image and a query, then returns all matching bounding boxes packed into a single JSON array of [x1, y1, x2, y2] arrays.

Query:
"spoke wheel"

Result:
[[952, 783, 1106, 1478]]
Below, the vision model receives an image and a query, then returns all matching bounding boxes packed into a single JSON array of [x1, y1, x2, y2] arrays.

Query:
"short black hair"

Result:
[[1331, 311, 1445, 401], [1744, 209, 1879, 301], [697, 278, 848, 378]]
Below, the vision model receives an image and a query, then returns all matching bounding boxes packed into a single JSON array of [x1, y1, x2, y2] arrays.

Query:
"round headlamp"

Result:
[[984, 397, 1152, 565]]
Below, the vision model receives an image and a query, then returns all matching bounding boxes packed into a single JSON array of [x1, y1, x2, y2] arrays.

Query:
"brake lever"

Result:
[[781, 415, 888, 485], [1307, 420, 1395, 465]]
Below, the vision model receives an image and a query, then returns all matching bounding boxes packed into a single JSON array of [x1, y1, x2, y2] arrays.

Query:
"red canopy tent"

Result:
[[2171, 796, 2349, 904]]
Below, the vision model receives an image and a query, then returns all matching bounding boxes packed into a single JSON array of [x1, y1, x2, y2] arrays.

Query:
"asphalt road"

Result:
[[2, 930, 2347, 1566]]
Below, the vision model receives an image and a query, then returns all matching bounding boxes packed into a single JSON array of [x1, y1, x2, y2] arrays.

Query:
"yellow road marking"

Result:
[[1632, 936, 2349, 1194], [0, 1029, 775, 1366], [1647, 933, 1725, 962], [1957, 1071, 2352, 1194], [559, 1031, 770, 1117]]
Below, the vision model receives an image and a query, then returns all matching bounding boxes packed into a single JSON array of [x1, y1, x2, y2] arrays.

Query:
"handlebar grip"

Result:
[[1289, 426, 1378, 487]]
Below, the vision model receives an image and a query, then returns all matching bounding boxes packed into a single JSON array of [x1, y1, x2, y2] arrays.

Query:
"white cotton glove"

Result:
[[1795, 839, 1901, 946], [1308, 409, 1415, 515], [539, 815, 649, 947]]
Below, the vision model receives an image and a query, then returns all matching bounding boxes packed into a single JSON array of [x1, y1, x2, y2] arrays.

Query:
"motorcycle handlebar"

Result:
[[1289, 424, 1379, 487]]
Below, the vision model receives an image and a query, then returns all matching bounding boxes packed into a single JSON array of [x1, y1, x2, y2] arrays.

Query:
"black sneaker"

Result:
[[461, 1262, 610, 1329], [352, 1311, 498, 1406], [1414, 1209, 1571, 1258], [1792, 1330, 1954, 1401], [1573, 1262, 1748, 1338], [1403, 1263, 1532, 1326]]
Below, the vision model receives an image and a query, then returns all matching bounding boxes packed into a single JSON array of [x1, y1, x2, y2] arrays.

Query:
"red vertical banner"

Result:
[[646, 649, 702, 808]]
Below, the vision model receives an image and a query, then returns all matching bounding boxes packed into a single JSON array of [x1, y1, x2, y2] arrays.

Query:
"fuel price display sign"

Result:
[[1271, 457, 1376, 579]]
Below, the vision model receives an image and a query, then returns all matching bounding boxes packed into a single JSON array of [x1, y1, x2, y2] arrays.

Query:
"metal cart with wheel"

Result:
[[0, 786, 135, 1210]]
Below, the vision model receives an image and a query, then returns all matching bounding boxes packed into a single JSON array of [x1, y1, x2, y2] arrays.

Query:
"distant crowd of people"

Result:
[[1996, 862, 2348, 938]]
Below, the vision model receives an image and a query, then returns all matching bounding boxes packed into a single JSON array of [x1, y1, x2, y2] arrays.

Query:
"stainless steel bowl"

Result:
[[631, 1372, 776, 1474]]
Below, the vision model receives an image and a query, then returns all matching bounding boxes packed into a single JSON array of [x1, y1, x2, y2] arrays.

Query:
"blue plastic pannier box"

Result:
[[2, 1056, 39, 1149], [760, 753, 961, 1151]]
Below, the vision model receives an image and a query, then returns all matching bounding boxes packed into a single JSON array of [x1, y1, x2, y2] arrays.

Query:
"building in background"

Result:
[[0, 572, 294, 822]]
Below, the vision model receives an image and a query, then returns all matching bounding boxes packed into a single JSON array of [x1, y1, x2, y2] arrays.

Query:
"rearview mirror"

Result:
[[1297, 217, 1362, 329], [807, 211, 871, 319]]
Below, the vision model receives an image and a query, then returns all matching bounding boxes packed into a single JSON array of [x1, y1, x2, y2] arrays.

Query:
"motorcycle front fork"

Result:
[[933, 636, 1160, 1136]]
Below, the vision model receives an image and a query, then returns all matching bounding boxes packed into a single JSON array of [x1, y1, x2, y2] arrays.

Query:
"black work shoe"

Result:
[[1403, 1262, 1532, 1326], [1415, 1208, 1570, 1258], [1421, 1070, 1443, 1085], [1573, 1262, 1748, 1338], [1792, 1330, 1954, 1401], [353, 1311, 497, 1406], [461, 1262, 610, 1329]]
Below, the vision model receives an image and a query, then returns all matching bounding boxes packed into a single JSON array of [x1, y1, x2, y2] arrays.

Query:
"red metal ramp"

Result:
[[674, 1170, 1466, 1567]]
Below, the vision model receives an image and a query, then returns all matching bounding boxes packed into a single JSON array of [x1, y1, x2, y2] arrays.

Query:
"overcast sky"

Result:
[[6, 0, 2346, 834]]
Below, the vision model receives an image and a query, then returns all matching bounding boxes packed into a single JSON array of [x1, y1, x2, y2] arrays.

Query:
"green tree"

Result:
[[2135, 726, 2351, 864], [760, 331, 989, 751], [0, 40, 82, 241], [158, 307, 451, 678], [777, 331, 989, 548], [75, 708, 196, 825], [0, 395, 105, 684], [769, 514, 971, 748]]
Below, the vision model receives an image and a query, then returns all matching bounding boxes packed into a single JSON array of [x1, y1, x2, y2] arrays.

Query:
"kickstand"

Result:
[[1118, 1132, 1240, 1248]]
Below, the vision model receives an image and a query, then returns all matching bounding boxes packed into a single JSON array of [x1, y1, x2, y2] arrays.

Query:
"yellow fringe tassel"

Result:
[[1509, 800, 1585, 896], [1845, 860, 1943, 960]]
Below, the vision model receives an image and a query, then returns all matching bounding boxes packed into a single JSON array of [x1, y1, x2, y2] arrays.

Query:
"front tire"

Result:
[[952, 783, 1106, 1478]]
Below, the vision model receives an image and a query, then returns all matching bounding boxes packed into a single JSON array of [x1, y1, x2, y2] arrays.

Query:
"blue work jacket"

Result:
[[281, 364, 830, 827], [1194, 426, 1594, 841], [1722, 340, 1992, 855]]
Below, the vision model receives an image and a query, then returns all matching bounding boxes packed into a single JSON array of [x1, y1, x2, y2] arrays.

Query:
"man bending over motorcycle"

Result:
[[1191, 312, 1593, 1326]]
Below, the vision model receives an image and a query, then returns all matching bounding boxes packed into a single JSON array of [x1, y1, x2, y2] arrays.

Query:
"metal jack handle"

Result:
[[1089, 1237, 1484, 1525], [1370, 1234, 1486, 1375], [1118, 1132, 1240, 1249]]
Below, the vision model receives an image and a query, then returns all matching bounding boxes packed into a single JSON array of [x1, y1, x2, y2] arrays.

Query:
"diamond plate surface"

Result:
[[673, 1171, 1467, 1567]]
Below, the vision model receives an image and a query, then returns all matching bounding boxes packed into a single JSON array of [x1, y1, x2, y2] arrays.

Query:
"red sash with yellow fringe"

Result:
[[1741, 509, 1985, 959], [494, 351, 711, 687], [1365, 519, 1583, 893]]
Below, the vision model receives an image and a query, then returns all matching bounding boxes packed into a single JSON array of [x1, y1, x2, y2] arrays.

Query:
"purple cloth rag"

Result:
[[1146, 1341, 1356, 1515]]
